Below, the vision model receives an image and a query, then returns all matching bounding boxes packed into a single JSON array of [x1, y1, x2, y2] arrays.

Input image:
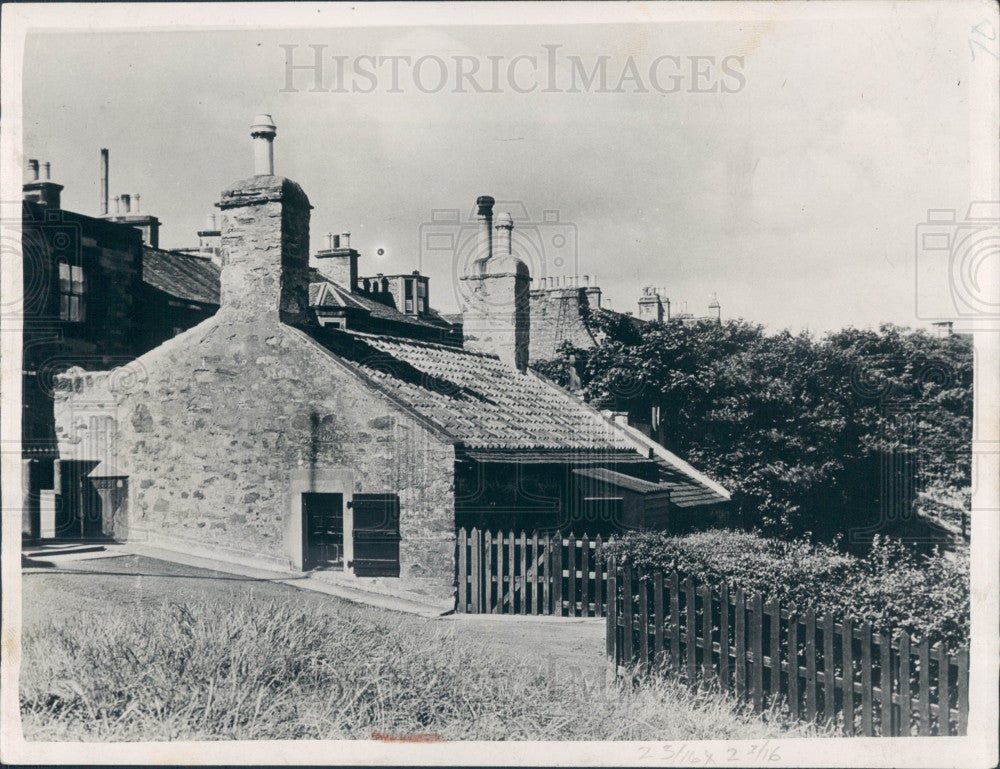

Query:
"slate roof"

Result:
[[572, 467, 669, 494], [307, 328, 641, 453], [142, 248, 220, 305]]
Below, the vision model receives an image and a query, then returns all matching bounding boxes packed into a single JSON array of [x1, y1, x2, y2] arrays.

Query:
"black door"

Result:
[[303, 492, 344, 570]]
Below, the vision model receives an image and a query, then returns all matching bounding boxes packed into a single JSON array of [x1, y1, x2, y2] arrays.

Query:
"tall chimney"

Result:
[[217, 115, 312, 323], [100, 149, 109, 216], [462, 198, 530, 371], [473, 195, 494, 273], [250, 113, 277, 176], [27, 159, 39, 181]]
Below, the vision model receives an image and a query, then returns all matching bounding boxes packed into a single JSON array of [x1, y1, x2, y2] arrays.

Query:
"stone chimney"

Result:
[[708, 292, 721, 323], [638, 286, 665, 322], [23, 159, 64, 209], [462, 198, 530, 371], [314, 229, 360, 291], [584, 273, 602, 309], [216, 115, 313, 323]]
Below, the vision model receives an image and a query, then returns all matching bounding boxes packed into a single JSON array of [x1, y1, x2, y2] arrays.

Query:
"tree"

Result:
[[533, 318, 973, 541]]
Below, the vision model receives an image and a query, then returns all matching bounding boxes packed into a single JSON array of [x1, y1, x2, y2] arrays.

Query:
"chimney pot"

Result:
[[114, 195, 121, 214], [133, 193, 140, 213], [341, 232, 350, 248], [43, 162, 51, 180], [205, 213, 217, 230], [120, 193, 131, 213], [27, 159, 39, 181], [474, 195, 495, 271], [250, 113, 277, 175]]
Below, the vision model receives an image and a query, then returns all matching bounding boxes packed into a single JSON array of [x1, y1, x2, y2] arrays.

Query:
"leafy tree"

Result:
[[533, 317, 972, 540]]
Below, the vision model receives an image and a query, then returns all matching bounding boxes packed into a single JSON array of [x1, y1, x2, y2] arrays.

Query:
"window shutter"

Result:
[[350, 493, 401, 577]]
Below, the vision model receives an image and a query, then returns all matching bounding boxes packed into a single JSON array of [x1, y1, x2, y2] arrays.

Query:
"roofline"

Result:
[[287, 324, 460, 447]]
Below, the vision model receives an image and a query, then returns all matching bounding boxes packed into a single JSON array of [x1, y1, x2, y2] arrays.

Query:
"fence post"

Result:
[[768, 598, 781, 710], [899, 630, 911, 736], [456, 527, 467, 614], [860, 622, 873, 735], [805, 608, 818, 722], [841, 616, 855, 735], [685, 578, 697, 684], [531, 531, 540, 615], [606, 557, 618, 658], [506, 531, 516, 613], [734, 588, 746, 700], [669, 572, 681, 673], [623, 566, 634, 664], [936, 644, 950, 736], [581, 534, 591, 617], [553, 534, 564, 617], [638, 570, 650, 670], [594, 535, 605, 617], [543, 532, 552, 615], [519, 530, 528, 615], [787, 608, 800, 720], [719, 583, 730, 690], [471, 528, 482, 614], [957, 646, 969, 735], [917, 637, 931, 735], [654, 571, 665, 667], [824, 613, 837, 728], [700, 585, 714, 680], [750, 593, 764, 712], [878, 629, 893, 736]]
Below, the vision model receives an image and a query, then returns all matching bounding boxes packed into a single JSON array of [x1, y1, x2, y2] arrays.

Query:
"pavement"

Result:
[[21, 540, 450, 619]]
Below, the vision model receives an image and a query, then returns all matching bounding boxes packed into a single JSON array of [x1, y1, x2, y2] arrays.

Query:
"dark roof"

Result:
[[572, 467, 669, 494], [143, 248, 220, 305], [653, 461, 728, 508], [306, 328, 642, 453]]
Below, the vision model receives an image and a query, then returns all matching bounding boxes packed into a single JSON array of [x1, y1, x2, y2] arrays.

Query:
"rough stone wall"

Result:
[[462, 271, 530, 369], [55, 314, 457, 601], [528, 288, 600, 363]]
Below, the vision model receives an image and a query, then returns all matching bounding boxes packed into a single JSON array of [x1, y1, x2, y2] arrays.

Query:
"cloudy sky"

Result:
[[21, 5, 990, 332]]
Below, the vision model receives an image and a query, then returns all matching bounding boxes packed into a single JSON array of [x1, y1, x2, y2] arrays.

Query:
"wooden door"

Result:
[[303, 492, 344, 570]]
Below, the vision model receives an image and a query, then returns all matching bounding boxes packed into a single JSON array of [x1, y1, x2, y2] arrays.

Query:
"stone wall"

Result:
[[528, 287, 600, 363], [55, 314, 457, 602]]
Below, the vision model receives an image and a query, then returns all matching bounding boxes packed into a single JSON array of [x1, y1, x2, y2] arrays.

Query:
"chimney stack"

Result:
[[461, 197, 530, 371], [23, 159, 63, 208], [218, 114, 312, 322], [250, 113, 277, 176], [100, 149, 109, 216]]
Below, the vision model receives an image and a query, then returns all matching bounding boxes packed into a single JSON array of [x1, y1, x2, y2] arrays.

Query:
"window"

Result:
[[58, 260, 86, 322]]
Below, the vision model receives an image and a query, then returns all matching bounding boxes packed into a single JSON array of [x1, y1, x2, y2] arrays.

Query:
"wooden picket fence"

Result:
[[455, 528, 610, 616], [606, 562, 970, 736]]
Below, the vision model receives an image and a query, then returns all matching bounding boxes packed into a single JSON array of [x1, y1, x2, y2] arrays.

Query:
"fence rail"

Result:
[[606, 562, 969, 736], [456, 527, 609, 617]]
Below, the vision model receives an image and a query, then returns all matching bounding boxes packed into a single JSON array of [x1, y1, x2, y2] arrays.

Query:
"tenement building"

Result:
[[52, 116, 730, 608]]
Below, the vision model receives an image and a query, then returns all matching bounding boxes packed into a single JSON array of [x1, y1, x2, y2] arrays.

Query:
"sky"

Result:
[[20, 9, 985, 333]]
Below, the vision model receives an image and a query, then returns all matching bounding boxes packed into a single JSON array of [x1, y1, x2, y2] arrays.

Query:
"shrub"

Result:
[[605, 529, 969, 653]]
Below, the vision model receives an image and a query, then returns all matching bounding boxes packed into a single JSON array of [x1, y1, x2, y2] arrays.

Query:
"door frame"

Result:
[[286, 468, 354, 571]]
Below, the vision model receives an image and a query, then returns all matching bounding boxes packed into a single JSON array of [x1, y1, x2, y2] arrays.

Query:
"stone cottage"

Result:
[[54, 116, 729, 607]]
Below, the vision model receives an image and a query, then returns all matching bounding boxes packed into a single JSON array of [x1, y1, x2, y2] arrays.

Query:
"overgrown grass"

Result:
[[21, 597, 830, 741]]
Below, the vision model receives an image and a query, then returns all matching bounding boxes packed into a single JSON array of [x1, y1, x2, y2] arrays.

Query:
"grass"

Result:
[[20, 595, 831, 741]]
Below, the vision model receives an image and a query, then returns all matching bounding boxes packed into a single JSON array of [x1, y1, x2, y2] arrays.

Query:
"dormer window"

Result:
[[58, 259, 86, 322]]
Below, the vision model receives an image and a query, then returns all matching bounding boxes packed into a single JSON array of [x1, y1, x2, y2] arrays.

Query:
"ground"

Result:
[[21, 554, 606, 675]]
